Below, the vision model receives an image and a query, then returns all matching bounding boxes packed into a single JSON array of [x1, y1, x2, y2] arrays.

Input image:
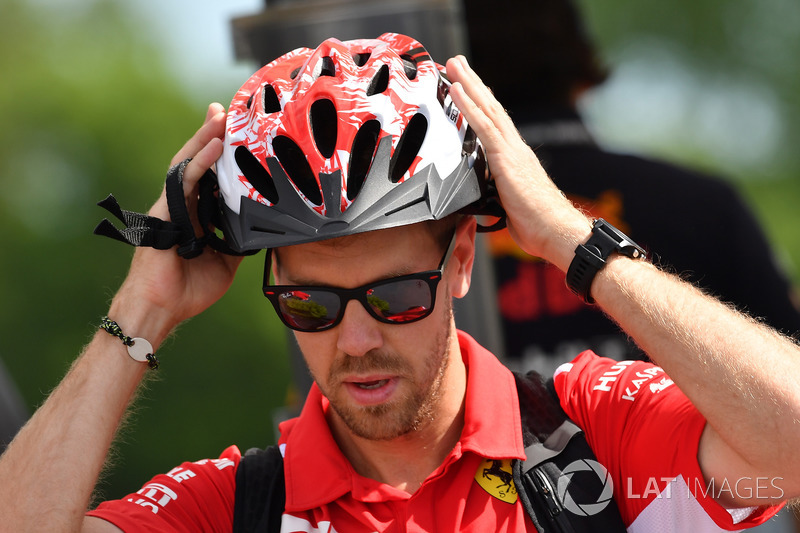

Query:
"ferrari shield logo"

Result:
[[475, 458, 518, 504]]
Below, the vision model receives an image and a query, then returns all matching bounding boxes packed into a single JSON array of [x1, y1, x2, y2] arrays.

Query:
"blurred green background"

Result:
[[1, 0, 798, 501]]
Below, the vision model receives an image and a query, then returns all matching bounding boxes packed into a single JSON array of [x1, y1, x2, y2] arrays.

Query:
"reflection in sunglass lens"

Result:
[[278, 290, 341, 330], [367, 278, 433, 323]]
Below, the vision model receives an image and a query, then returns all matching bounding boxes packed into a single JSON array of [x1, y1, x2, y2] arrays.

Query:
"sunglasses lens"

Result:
[[275, 289, 341, 331], [367, 277, 435, 323]]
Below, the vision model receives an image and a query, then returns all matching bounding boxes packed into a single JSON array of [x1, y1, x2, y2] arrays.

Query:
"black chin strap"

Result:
[[93, 158, 255, 258]]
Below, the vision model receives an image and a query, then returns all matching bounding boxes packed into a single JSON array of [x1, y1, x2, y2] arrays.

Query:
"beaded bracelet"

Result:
[[99, 316, 160, 370]]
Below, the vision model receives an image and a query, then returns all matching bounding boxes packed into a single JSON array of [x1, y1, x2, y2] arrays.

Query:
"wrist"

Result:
[[107, 291, 179, 350], [537, 216, 594, 273], [99, 316, 160, 370]]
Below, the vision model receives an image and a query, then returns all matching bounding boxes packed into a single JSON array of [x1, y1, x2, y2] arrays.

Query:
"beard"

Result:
[[317, 300, 454, 441]]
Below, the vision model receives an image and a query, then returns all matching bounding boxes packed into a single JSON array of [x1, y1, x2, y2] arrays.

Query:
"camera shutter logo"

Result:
[[556, 459, 614, 516]]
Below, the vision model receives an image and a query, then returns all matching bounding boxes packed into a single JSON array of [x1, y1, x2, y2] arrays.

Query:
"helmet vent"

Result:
[[310, 99, 338, 159], [352, 52, 371, 67], [319, 56, 335, 77], [347, 119, 381, 201], [262, 84, 281, 113], [389, 113, 428, 183], [366, 64, 390, 96], [462, 125, 477, 155], [273, 135, 323, 206], [400, 54, 418, 80], [234, 146, 279, 204], [290, 67, 301, 80]]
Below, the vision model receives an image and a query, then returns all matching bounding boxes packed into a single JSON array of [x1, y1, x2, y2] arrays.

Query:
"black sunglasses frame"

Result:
[[263, 231, 457, 332]]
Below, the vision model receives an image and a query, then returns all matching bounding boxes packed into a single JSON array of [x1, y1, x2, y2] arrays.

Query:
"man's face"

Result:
[[274, 222, 471, 441]]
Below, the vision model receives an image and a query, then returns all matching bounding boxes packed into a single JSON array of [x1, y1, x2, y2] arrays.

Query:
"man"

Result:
[[463, 0, 800, 376], [1, 34, 799, 532]]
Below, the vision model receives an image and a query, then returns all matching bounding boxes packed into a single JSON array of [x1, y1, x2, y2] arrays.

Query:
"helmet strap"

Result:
[[93, 158, 256, 259]]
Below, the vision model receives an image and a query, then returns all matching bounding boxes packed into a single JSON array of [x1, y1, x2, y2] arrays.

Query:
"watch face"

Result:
[[594, 219, 646, 260]]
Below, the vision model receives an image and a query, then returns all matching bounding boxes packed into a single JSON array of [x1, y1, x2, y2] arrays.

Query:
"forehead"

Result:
[[274, 223, 440, 286]]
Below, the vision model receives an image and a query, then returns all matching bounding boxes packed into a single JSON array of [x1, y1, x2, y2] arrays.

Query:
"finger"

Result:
[[447, 56, 521, 143], [447, 56, 496, 109], [449, 79, 504, 152], [149, 137, 224, 220], [447, 58, 500, 142], [446, 57, 498, 116], [170, 105, 227, 166], [204, 102, 225, 124], [181, 137, 224, 193]]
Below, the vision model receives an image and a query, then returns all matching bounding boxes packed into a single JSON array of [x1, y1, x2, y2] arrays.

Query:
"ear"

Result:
[[449, 216, 477, 299], [268, 249, 280, 284]]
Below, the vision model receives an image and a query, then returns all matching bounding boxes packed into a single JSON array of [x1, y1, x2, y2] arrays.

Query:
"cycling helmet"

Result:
[[216, 32, 488, 252]]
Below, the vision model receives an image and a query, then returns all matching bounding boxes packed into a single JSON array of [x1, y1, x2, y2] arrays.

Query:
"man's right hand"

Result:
[[109, 103, 244, 347]]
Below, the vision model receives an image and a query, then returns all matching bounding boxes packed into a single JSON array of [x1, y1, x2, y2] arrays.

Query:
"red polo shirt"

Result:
[[87, 331, 532, 531]]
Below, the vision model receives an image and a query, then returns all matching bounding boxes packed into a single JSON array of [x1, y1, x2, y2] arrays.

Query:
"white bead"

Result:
[[127, 337, 154, 363]]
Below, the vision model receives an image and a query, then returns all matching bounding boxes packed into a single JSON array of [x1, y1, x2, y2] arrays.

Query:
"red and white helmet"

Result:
[[216, 33, 488, 251]]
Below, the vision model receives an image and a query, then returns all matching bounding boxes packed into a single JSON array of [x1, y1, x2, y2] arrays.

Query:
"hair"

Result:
[[462, 0, 609, 111], [424, 213, 462, 251]]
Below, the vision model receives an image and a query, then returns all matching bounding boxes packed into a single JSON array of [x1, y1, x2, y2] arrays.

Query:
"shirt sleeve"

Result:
[[86, 445, 241, 533], [553, 352, 782, 531]]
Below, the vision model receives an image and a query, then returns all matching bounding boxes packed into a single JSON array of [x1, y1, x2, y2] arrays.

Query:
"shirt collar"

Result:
[[456, 330, 525, 460], [278, 329, 525, 511]]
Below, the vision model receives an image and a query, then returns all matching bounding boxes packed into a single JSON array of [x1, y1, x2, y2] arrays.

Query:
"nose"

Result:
[[335, 299, 384, 357]]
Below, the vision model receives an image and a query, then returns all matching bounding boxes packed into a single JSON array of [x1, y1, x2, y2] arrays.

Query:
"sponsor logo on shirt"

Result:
[[475, 458, 518, 504], [127, 483, 177, 514], [649, 377, 674, 394], [124, 458, 235, 514], [592, 361, 673, 402], [592, 361, 635, 392]]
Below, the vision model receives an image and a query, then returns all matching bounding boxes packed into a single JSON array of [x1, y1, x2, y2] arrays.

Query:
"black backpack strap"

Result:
[[513, 371, 568, 447], [232, 445, 286, 533], [94, 158, 256, 259], [512, 371, 627, 533]]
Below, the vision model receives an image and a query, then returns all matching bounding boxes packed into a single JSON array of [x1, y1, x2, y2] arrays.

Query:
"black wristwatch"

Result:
[[566, 218, 646, 304]]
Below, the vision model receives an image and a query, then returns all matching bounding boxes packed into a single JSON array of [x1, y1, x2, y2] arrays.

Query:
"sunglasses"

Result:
[[263, 231, 456, 332]]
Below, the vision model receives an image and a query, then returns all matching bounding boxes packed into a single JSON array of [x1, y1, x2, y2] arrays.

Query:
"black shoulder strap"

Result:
[[512, 370, 627, 533], [232, 445, 286, 533], [513, 370, 568, 446]]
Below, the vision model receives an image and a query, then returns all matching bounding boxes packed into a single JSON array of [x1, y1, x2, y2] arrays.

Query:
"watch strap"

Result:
[[566, 219, 646, 304]]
